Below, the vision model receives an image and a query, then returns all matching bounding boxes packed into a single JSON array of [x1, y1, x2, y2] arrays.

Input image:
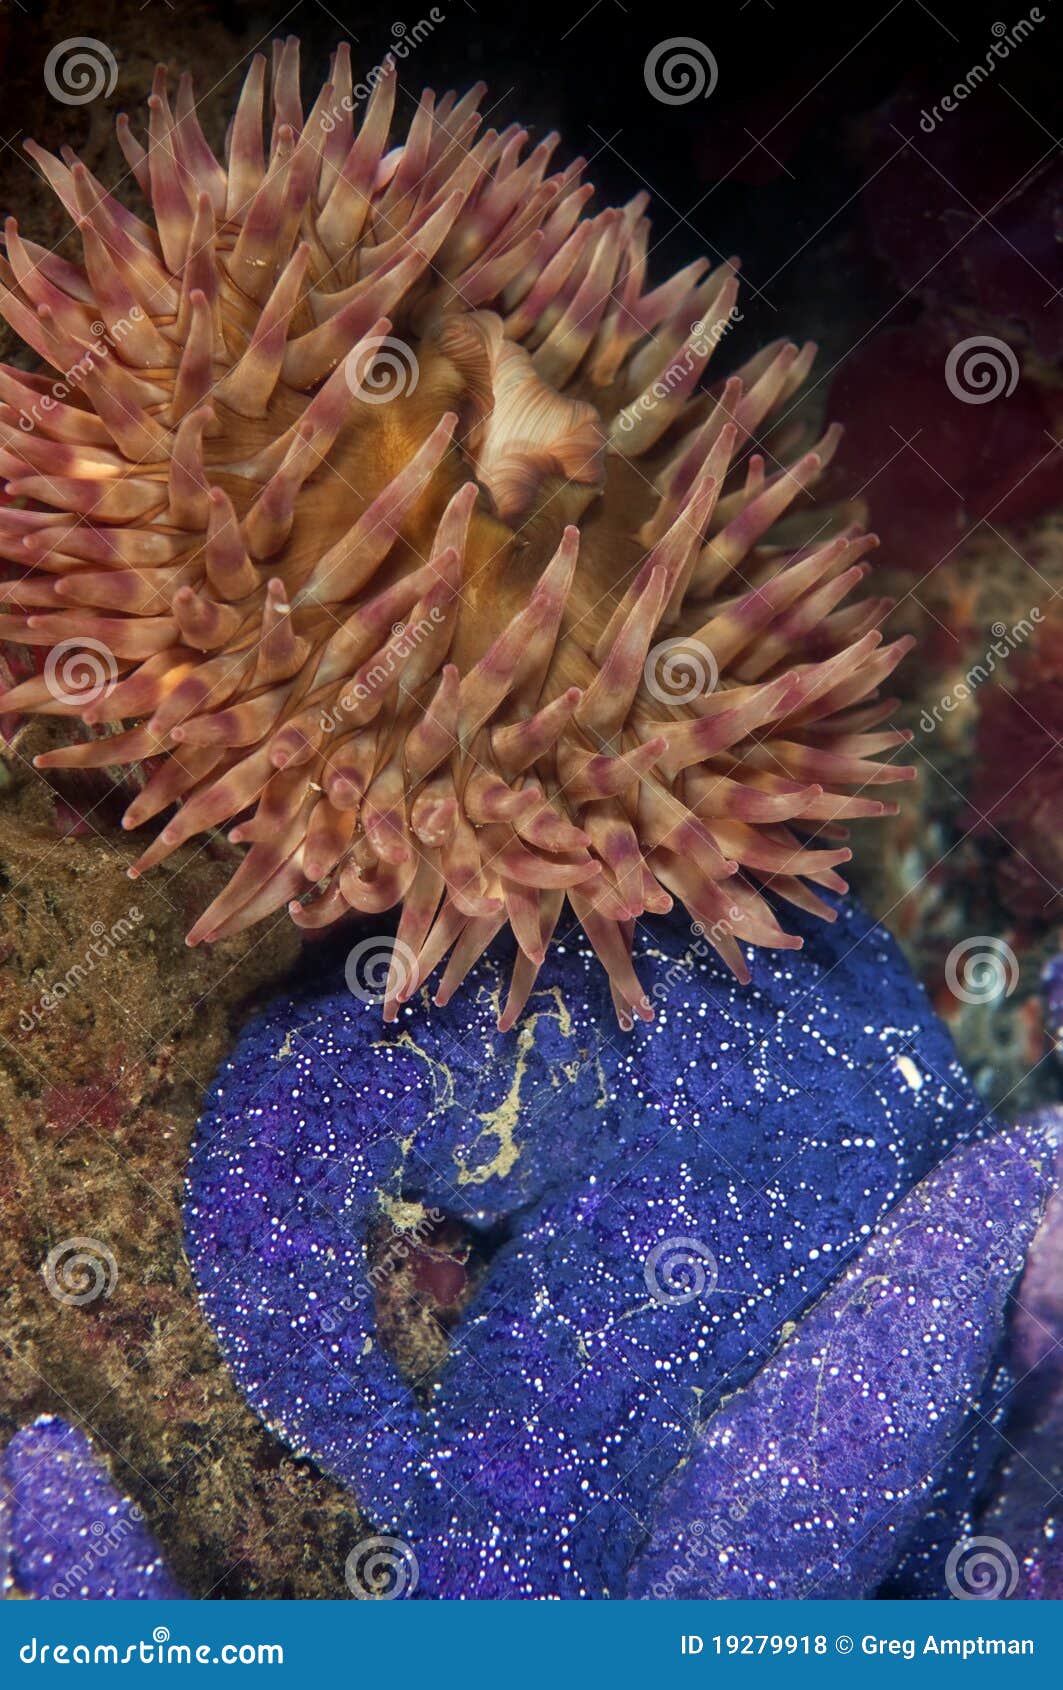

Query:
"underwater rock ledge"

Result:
[[185, 897, 1048, 1598]]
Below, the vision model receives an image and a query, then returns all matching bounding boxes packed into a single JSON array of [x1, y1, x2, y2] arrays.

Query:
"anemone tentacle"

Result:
[[0, 38, 914, 1027]]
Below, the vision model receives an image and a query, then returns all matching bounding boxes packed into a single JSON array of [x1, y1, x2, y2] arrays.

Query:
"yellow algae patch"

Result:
[[455, 1025, 533, 1186], [377, 1191, 434, 1232], [373, 1030, 457, 1113], [453, 993, 578, 1186], [593, 1052, 610, 1109], [536, 984, 574, 1039], [374, 994, 582, 1188]]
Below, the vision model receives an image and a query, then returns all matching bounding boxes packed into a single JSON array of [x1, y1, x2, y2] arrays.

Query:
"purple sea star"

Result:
[[1, 1417, 182, 1601], [186, 897, 1049, 1597]]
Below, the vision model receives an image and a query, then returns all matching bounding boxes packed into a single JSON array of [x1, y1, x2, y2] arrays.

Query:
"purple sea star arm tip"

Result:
[[626, 1123, 1053, 1600], [956, 1109, 1063, 1600], [2, 1417, 183, 1601]]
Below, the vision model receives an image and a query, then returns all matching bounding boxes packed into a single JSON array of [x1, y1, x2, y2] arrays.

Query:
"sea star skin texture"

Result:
[[626, 1126, 1050, 1600], [874, 1344, 1022, 1600], [0, 39, 914, 1028], [941, 1113, 1063, 1602], [1, 1416, 183, 1600], [185, 896, 1018, 1600]]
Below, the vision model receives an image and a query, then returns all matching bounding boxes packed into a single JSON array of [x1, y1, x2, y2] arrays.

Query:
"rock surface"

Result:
[[0, 744, 359, 1599]]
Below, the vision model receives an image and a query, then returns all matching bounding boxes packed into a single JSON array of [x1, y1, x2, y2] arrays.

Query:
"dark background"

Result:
[[3, 0, 1061, 379], [2, 0, 1062, 677]]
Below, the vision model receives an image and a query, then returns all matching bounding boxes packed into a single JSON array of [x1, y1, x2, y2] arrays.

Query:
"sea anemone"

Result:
[[0, 38, 914, 1028]]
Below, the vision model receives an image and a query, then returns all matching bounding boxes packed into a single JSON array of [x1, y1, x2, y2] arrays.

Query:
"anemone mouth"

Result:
[[0, 38, 915, 1030]]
